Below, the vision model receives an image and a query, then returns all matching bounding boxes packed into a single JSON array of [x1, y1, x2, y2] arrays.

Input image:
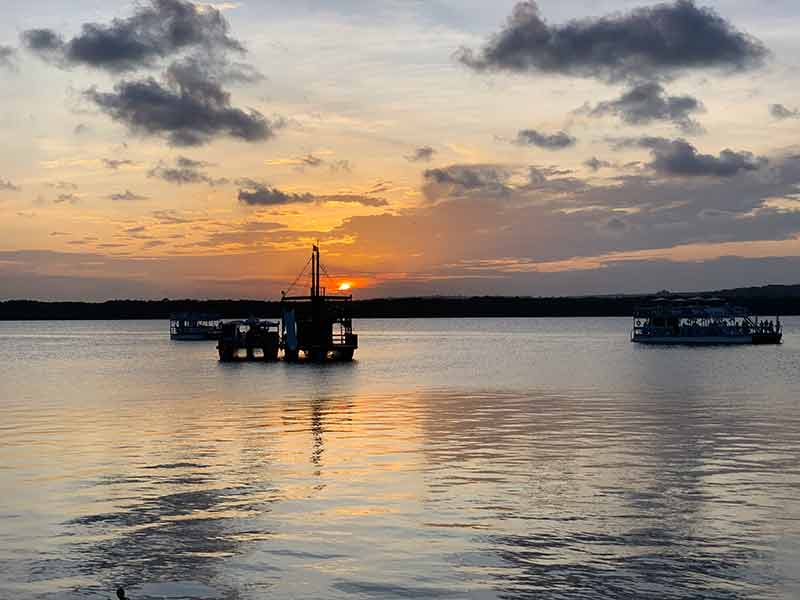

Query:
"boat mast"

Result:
[[310, 244, 321, 298]]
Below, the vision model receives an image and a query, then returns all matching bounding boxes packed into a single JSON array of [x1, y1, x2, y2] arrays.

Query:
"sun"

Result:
[[338, 282, 353, 292]]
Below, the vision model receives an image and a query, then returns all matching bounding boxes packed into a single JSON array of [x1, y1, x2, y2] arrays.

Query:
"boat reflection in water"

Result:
[[632, 296, 782, 345]]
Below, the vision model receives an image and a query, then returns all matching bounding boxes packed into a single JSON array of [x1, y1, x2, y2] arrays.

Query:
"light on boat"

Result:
[[338, 282, 353, 292]]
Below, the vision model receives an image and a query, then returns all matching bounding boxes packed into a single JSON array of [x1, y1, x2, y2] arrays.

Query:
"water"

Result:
[[1, 317, 800, 599]]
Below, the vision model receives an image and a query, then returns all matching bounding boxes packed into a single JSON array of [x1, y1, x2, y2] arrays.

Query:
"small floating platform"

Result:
[[217, 319, 280, 362]]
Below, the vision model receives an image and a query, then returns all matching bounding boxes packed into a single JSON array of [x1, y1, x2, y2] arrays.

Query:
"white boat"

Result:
[[631, 297, 782, 345], [169, 313, 223, 341]]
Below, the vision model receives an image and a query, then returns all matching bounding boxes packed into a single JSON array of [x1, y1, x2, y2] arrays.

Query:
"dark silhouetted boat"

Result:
[[280, 245, 358, 362], [169, 313, 223, 341], [632, 296, 782, 345], [217, 319, 280, 361]]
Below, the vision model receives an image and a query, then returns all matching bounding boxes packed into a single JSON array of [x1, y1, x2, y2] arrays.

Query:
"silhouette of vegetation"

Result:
[[1, 285, 799, 320]]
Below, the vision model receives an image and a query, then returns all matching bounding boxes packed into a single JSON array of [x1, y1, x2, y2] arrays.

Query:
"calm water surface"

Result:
[[2, 318, 800, 599]]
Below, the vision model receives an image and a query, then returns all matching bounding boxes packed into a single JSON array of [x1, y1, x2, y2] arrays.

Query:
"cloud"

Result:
[[405, 146, 436, 162], [21, 29, 63, 58], [329, 154, 800, 291], [148, 156, 228, 185], [175, 156, 211, 169], [110, 190, 148, 201], [103, 159, 137, 170], [48, 181, 79, 191], [581, 82, 705, 133], [1, 179, 20, 192], [55, 193, 80, 204], [423, 165, 513, 200], [299, 154, 324, 168], [770, 103, 799, 120], [0, 45, 16, 69], [86, 59, 279, 146], [264, 154, 352, 173], [584, 157, 614, 172], [263, 155, 354, 175], [151, 209, 194, 224], [456, 0, 767, 82], [514, 129, 576, 149], [237, 181, 387, 207], [329, 159, 352, 173], [22, 0, 243, 73], [317, 194, 388, 207], [625, 137, 767, 177], [24, 2, 271, 147]]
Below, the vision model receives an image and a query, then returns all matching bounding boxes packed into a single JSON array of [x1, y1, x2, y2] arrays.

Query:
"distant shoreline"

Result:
[[2, 284, 799, 320]]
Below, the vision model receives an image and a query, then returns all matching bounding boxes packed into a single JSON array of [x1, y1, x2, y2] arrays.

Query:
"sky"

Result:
[[1, 0, 800, 300]]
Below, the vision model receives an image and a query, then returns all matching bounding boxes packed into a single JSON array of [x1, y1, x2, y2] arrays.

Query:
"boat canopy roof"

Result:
[[634, 300, 751, 319], [170, 312, 221, 321]]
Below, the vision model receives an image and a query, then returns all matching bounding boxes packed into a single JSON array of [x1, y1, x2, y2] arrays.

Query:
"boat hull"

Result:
[[171, 331, 220, 341], [633, 334, 781, 345]]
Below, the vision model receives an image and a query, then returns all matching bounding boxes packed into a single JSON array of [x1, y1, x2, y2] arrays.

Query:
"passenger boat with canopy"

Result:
[[169, 313, 223, 340], [631, 297, 782, 345]]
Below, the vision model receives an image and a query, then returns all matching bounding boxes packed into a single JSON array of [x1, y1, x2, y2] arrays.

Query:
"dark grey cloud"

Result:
[[1, 179, 20, 192], [110, 190, 148, 201], [22, 0, 243, 72], [148, 156, 228, 185], [625, 137, 767, 177], [456, 0, 767, 82], [103, 159, 136, 170], [405, 146, 436, 162], [237, 181, 387, 207], [770, 103, 799, 120], [584, 157, 614, 171], [525, 166, 587, 194], [86, 59, 278, 146], [176, 156, 210, 169], [0, 45, 16, 69], [514, 129, 576, 149], [423, 165, 513, 200], [21, 29, 63, 57], [582, 82, 704, 133]]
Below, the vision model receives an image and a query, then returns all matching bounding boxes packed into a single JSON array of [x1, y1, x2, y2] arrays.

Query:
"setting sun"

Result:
[[338, 282, 353, 292]]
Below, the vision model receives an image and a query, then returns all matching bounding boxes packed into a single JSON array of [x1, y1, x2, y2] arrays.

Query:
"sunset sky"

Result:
[[2, 0, 800, 300]]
